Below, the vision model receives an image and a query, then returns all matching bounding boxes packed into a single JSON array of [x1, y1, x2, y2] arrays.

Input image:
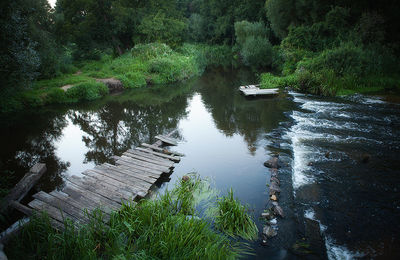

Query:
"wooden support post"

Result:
[[0, 163, 46, 214]]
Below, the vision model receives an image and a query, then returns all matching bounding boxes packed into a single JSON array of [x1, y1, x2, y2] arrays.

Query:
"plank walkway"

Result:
[[239, 85, 279, 96], [25, 133, 182, 228]]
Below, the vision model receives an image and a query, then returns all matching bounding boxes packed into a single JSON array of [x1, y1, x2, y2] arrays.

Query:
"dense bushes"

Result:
[[234, 21, 275, 68], [260, 4, 400, 96]]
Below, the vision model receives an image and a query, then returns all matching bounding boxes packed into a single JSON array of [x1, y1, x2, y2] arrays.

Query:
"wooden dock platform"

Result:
[[239, 85, 279, 96], [22, 133, 182, 228]]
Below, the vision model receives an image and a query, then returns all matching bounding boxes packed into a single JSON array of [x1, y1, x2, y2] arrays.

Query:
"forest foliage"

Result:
[[1, 0, 400, 112]]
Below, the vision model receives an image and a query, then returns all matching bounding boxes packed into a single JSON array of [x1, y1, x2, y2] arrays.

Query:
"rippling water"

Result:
[[284, 92, 400, 259]]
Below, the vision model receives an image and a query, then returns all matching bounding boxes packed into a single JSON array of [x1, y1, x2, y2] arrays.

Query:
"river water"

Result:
[[1, 69, 399, 259]]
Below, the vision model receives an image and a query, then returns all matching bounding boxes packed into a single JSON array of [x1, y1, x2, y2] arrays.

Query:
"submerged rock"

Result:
[[361, 153, 371, 163], [270, 176, 280, 185], [261, 210, 274, 220], [273, 205, 285, 218], [263, 225, 277, 238], [270, 183, 281, 193]]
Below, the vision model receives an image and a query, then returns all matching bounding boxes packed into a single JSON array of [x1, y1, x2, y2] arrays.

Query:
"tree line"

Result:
[[1, 0, 399, 97]]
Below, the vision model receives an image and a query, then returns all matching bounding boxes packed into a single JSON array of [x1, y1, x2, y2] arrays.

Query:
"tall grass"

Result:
[[6, 175, 247, 259], [210, 188, 258, 241]]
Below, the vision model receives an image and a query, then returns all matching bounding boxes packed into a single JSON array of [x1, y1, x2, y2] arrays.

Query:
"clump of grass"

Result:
[[6, 174, 246, 259], [211, 188, 258, 241], [66, 82, 109, 101]]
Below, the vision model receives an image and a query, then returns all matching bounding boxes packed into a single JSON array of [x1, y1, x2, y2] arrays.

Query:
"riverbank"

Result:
[[5, 175, 257, 259], [0, 44, 232, 114]]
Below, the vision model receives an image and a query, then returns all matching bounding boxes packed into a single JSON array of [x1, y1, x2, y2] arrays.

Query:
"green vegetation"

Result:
[[6, 175, 255, 259], [258, 2, 400, 95], [1, 0, 400, 112], [210, 188, 258, 240]]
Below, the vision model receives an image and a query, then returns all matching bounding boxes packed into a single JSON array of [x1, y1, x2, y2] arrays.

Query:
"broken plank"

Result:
[[141, 143, 184, 157], [33, 191, 90, 224], [155, 135, 178, 146], [134, 148, 180, 162]]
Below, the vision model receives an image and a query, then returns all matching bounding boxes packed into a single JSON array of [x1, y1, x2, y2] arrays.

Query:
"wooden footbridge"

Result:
[[14, 133, 183, 229]]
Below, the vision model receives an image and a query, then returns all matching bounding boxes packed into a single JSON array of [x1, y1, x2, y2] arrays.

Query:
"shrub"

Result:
[[241, 36, 274, 68], [45, 88, 69, 104], [66, 82, 108, 101]]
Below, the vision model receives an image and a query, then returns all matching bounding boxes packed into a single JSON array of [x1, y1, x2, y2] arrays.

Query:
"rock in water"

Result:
[[270, 194, 278, 201], [361, 153, 371, 163], [270, 182, 281, 193], [263, 225, 277, 238], [182, 175, 190, 182], [264, 157, 280, 168], [261, 210, 274, 220], [273, 205, 285, 218], [270, 176, 280, 185]]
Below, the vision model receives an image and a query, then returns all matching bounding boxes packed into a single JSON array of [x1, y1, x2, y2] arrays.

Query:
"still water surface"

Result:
[[1, 69, 399, 259]]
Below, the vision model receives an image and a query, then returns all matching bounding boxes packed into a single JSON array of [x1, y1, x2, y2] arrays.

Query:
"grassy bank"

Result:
[[0, 43, 233, 113], [6, 175, 257, 259]]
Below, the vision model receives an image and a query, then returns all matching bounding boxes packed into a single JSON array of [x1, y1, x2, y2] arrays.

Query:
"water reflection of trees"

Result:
[[197, 69, 292, 153], [70, 85, 191, 165], [0, 111, 69, 193]]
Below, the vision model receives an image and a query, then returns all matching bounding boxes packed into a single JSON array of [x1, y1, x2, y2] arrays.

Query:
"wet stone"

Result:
[[273, 205, 285, 218], [263, 225, 277, 238]]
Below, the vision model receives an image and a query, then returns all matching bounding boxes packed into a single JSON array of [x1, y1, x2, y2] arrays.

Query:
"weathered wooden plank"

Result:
[[116, 155, 171, 172], [33, 191, 89, 224], [123, 151, 174, 167], [126, 147, 174, 163], [9, 201, 33, 216], [90, 167, 151, 192], [134, 148, 180, 162], [141, 143, 185, 156], [28, 199, 79, 224], [99, 163, 157, 184], [65, 176, 126, 205], [0, 163, 46, 214], [62, 183, 120, 211], [71, 174, 136, 202], [126, 149, 175, 165], [155, 135, 178, 146], [111, 159, 163, 176], [83, 169, 147, 197], [49, 190, 111, 218]]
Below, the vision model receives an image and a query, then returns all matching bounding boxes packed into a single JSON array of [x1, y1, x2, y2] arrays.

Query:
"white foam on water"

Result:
[[286, 129, 315, 190], [325, 237, 365, 260]]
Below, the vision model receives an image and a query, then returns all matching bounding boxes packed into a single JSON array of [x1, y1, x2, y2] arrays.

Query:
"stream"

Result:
[[1, 68, 399, 259]]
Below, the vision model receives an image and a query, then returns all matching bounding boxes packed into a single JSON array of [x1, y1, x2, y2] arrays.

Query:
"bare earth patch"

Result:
[[61, 84, 74, 91]]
